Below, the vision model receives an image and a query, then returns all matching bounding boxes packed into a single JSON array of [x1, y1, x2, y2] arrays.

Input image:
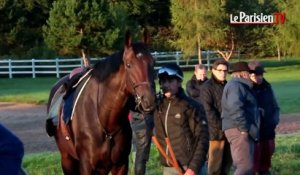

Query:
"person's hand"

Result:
[[258, 108, 265, 117], [184, 168, 195, 175]]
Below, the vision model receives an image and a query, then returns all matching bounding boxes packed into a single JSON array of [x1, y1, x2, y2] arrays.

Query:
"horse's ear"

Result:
[[142, 28, 150, 45], [125, 31, 132, 48]]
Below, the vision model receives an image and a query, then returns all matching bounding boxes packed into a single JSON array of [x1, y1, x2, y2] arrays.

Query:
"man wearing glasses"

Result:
[[198, 58, 232, 175], [153, 63, 209, 175]]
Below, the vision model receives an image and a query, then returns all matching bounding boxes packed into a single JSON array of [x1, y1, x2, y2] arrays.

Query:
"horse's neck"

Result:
[[95, 70, 129, 128]]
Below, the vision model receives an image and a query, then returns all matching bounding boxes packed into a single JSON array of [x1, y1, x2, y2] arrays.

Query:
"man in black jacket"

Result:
[[153, 63, 209, 175], [199, 59, 232, 175], [186, 64, 208, 98], [249, 61, 280, 175]]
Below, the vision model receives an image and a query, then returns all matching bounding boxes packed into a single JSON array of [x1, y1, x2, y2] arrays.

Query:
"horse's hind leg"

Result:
[[60, 153, 79, 175]]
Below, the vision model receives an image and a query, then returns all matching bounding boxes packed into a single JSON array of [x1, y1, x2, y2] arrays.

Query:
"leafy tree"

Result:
[[170, 0, 229, 62], [120, 0, 173, 51], [43, 0, 135, 66], [273, 0, 300, 58], [0, 0, 52, 58]]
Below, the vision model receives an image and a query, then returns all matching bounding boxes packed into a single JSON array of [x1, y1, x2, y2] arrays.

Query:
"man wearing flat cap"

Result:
[[221, 61, 260, 175], [249, 61, 280, 175]]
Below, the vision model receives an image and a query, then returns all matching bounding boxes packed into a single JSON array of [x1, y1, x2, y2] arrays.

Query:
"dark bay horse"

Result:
[[47, 32, 156, 175]]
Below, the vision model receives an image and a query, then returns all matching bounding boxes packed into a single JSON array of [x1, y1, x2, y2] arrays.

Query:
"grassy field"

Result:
[[1, 65, 300, 113], [22, 134, 300, 175], [1, 58, 300, 174], [0, 77, 57, 104]]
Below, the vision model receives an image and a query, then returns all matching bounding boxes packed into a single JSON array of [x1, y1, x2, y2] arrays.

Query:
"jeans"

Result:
[[0, 124, 24, 175], [131, 113, 153, 175], [225, 128, 254, 175]]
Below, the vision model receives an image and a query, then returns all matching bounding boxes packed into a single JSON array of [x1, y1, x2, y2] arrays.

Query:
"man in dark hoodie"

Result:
[[186, 64, 208, 99], [199, 58, 232, 175], [249, 61, 280, 175], [153, 63, 209, 175], [0, 123, 24, 175]]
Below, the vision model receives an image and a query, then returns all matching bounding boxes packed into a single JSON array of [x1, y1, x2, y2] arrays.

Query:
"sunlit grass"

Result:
[[23, 134, 300, 175]]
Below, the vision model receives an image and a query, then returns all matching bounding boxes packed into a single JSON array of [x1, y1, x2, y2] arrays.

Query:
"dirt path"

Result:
[[0, 102, 300, 154], [0, 103, 57, 154]]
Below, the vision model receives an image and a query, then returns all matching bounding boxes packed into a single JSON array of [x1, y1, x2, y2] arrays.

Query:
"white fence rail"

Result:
[[0, 51, 238, 78]]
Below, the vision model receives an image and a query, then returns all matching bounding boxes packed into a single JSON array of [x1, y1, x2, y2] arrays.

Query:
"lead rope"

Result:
[[165, 102, 171, 165]]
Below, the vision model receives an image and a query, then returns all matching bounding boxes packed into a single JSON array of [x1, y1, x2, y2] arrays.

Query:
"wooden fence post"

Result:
[[176, 51, 180, 66], [32, 59, 36, 78], [206, 51, 211, 70], [55, 58, 60, 78], [8, 59, 12, 79]]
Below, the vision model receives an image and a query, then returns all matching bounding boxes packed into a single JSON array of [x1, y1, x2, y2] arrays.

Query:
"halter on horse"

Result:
[[47, 31, 156, 175]]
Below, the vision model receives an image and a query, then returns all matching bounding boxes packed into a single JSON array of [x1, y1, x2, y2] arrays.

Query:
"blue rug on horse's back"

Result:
[[62, 68, 91, 124], [63, 89, 75, 124]]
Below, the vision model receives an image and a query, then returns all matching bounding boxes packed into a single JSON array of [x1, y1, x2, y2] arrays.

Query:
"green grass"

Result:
[[22, 134, 300, 175], [23, 152, 63, 175], [23, 146, 163, 175], [1, 65, 300, 113], [271, 134, 300, 175], [0, 77, 58, 104]]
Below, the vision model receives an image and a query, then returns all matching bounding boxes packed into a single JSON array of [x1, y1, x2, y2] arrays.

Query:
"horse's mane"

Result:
[[92, 42, 150, 82], [92, 50, 124, 82]]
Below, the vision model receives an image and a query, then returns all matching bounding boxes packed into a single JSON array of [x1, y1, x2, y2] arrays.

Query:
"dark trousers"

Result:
[[131, 113, 153, 175], [225, 128, 254, 175], [0, 124, 24, 175], [253, 139, 275, 173]]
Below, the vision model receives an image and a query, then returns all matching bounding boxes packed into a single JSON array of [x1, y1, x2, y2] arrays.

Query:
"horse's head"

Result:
[[122, 31, 156, 112]]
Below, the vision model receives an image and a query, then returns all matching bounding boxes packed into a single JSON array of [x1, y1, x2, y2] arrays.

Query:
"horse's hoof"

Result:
[[46, 118, 56, 137]]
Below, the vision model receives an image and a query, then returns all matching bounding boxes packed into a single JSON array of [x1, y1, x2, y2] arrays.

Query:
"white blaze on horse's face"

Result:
[[136, 53, 143, 59]]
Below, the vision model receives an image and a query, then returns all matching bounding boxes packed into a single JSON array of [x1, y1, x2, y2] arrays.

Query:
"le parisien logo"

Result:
[[230, 12, 285, 25]]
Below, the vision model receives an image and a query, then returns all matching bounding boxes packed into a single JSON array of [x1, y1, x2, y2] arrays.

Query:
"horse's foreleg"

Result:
[[79, 157, 94, 175], [111, 163, 129, 175], [60, 152, 79, 175]]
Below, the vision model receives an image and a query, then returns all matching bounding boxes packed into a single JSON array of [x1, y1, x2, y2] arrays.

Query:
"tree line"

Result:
[[0, 0, 299, 62]]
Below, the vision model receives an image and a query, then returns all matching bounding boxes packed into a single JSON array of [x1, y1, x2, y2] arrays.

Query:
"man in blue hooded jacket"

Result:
[[221, 61, 260, 175]]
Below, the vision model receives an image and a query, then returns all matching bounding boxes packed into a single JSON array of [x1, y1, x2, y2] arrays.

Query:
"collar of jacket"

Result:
[[253, 78, 270, 90], [192, 75, 208, 84], [163, 87, 186, 102], [211, 74, 227, 85], [231, 77, 253, 88]]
